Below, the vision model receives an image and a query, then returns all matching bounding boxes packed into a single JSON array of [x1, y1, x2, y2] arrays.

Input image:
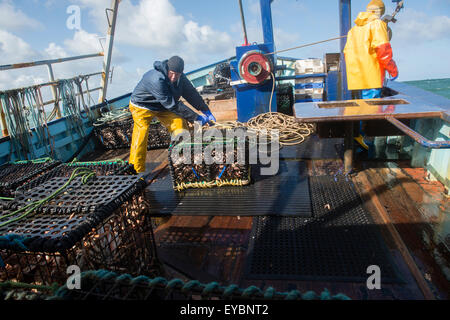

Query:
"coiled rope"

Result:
[[212, 72, 314, 146], [93, 107, 131, 127]]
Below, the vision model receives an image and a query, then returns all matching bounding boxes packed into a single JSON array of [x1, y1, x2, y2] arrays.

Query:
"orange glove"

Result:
[[376, 42, 398, 79]]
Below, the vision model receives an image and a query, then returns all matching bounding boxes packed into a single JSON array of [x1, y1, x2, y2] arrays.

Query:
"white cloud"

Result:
[[0, 1, 43, 31], [63, 29, 102, 55], [71, 0, 235, 64], [0, 29, 40, 64], [45, 43, 69, 59], [393, 9, 450, 44]]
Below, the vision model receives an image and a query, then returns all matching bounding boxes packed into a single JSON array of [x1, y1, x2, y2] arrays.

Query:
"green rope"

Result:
[[12, 157, 52, 164], [67, 158, 127, 166], [0, 167, 95, 228], [0, 197, 14, 201], [0, 280, 59, 294]]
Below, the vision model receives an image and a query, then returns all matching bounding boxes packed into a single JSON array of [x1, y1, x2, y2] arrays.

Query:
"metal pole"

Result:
[[46, 64, 62, 119], [0, 53, 103, 71], [238, 0, 249, 46], [98, 0, 120, 103], [344, 121, 354, 173], [339, 0, 352, 101], [260, 0, 274, 45], [0, 99, 8, 137]]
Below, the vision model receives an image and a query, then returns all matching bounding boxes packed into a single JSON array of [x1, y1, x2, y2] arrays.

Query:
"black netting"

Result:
[[16, 161, 136, 194], [94, 118, 170, 150], [277, 83, 294, 116], [0, 176, 161, 285], [0, 160, 61, 197], [168, 128, 250, 191]]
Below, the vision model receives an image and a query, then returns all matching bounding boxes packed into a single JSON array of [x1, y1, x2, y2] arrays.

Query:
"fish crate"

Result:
[[295, 58, 325, 75], [0, 159, 61, 198], [295, 92, 324, 103], [15, 160, 137, 195], [94, 117, 171, 150], [0, 175, 160, 286], [168, 128, 251, 191], [294, 87, 324, 96]]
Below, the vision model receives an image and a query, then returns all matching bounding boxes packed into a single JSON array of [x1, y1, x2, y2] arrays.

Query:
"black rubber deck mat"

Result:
[[147, 160, 312, 217], [279, 135, 343, 160], [244, 175, 403, 283]]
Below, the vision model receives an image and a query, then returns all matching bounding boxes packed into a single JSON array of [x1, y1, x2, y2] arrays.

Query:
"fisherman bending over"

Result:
[[129, 56, 216, 173]]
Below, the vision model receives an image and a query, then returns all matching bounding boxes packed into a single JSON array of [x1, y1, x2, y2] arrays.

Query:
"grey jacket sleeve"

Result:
[[180, 75, 211, 114]]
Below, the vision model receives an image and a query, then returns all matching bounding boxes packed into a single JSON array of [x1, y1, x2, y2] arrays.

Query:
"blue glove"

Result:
[[203, 110, 216, 124], [389, 73, 398, 81], [196, 114, 208, 126]]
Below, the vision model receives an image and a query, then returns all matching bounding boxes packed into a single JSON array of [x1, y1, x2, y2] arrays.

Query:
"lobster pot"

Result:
[[147, 120, 172, 150], [168, 128, 251, 191], [0, 159, 61, 198], [94, 118, 133, 149], [94, 118, 171, 150], [16, 160, 136, 194], [0, 175, 160, 286]]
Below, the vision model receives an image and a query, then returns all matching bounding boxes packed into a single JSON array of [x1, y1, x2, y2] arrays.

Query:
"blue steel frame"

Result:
[[232, 0, 277, 122]]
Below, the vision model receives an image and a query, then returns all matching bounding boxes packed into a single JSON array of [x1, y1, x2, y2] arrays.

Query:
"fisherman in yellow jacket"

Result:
[[344, 0, 399, 100], [344, 0, 399, 150]]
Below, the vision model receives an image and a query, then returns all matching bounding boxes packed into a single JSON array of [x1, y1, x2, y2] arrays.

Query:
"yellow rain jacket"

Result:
[[344, 11, 398, 90]]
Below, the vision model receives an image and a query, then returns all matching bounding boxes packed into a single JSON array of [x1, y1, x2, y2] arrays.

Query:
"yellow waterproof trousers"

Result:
[[129, 103, 188, 173]]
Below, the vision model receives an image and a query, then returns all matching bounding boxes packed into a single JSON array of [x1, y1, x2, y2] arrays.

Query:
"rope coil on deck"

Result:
[[212, 72, 315, 146]]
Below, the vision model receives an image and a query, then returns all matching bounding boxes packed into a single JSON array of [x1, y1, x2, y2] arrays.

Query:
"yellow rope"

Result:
[[174, 170, 251, 191]]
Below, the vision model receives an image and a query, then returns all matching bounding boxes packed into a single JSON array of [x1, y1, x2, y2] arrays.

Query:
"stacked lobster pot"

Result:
[[0, 159, 61, 199], [0, 161, 160, 286], [294, 58, 326, 103], [168, 128, 251, 192], [94, 108, 171, 150]]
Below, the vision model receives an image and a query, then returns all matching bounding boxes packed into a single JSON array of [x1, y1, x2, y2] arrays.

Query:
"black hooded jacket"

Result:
[[130, 60, 210, 122]]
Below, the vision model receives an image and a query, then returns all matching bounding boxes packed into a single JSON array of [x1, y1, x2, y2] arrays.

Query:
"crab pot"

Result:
[[168, 128, 251, 191], [16, 160, 136, 195], [94, 118, 170, 150], [0, 159, 61, 198], [0, 175, 160, 286], [94, 118, 133, 150]]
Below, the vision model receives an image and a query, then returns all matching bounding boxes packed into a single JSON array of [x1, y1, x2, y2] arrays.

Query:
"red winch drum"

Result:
[[238, 50, 273, 84]]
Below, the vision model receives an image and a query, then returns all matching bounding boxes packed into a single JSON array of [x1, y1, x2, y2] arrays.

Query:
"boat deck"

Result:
[[79, 138, 449, 300]]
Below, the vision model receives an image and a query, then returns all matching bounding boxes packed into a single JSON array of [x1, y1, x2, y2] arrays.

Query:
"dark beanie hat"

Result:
[[167, 56, 184, 73]]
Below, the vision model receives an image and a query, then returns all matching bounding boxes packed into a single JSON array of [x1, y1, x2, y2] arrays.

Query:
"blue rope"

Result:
[[48, 269, 351, 300], [217, 165, 228, 179]]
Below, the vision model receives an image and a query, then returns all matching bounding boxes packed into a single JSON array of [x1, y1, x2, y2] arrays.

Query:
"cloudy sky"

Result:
[[1, 0, 449, 100]]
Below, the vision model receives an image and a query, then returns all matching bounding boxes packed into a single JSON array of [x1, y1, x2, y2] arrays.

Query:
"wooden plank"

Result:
[[356, 170, 436, 300]]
